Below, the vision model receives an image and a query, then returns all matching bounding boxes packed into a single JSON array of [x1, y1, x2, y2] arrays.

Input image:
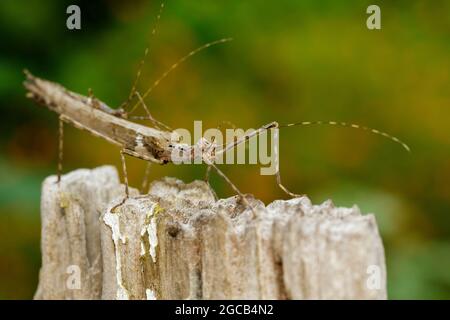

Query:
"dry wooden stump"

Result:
[[34, 166, 387, 300]]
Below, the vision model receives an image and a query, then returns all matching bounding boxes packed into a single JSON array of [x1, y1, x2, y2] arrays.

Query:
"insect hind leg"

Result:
[[111, 150, 131, 212], [57, 116, 64, 184]]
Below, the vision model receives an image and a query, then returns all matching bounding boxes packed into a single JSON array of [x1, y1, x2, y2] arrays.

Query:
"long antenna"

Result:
[[129, 37, 233, 114], [280, 121, 410, 152], [121, 2, 166, 110]]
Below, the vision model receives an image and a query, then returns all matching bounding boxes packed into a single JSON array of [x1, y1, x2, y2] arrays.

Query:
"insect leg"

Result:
[[57, 116, 64, 184], [272, 128, 304, 198], [218, 122, 303, 198], [130, 91, 172, 131], [204, 164, 218, 201], [120, 150, 130, 199], [216, 121, 278, 156], [207, 162, 256, 215], [204, 164, 212, 181], [111, 150, 130, 212], [140, 162, 152, 194], [129, 37, 233, 113]]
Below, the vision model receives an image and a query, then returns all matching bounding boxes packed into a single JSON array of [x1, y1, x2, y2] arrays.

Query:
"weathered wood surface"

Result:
[[35, 166, 387, 300]]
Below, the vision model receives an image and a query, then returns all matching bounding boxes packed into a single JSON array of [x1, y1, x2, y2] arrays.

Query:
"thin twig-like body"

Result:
[[24, 70, 409, 207], [24, 71, 173, 164]]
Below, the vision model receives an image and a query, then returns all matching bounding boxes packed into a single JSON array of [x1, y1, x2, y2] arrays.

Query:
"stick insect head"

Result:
[[168, 137, 217, 165]]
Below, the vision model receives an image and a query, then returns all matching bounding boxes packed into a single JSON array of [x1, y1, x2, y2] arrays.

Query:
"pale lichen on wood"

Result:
[[35, 166, 387, 300], [34, 166, 125, 299]]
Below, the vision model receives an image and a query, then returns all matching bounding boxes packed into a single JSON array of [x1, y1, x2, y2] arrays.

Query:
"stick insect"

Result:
[[23, 5, 410, 212]]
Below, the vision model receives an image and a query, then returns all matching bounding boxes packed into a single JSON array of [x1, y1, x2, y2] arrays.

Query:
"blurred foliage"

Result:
[[0, 0, 449, 299]]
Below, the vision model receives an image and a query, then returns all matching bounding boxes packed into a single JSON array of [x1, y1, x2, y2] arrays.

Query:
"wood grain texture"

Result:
[[35, 166, 387, 300], [34, 166, 125, 299]]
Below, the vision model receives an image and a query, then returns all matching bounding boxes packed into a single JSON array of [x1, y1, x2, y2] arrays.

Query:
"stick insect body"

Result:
[[24, 22, 410, 212], [23, 67, 270, 210]]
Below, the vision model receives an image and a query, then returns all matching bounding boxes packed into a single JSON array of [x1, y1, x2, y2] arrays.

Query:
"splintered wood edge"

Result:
[[37, 166, 386, 300]]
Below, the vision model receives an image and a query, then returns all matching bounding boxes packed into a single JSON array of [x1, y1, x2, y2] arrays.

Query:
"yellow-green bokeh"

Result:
[[0, 0, 449, 299]]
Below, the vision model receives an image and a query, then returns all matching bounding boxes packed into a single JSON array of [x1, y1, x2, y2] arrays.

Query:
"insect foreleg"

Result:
[[206, 161, 256, 215], [216, 121, 278, 156], [215, 121, 303, 198], [272, 128, 303, 198]]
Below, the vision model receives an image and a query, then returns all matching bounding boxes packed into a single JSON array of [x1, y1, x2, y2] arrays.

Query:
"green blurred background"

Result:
[[0, 0, 449, 299]]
